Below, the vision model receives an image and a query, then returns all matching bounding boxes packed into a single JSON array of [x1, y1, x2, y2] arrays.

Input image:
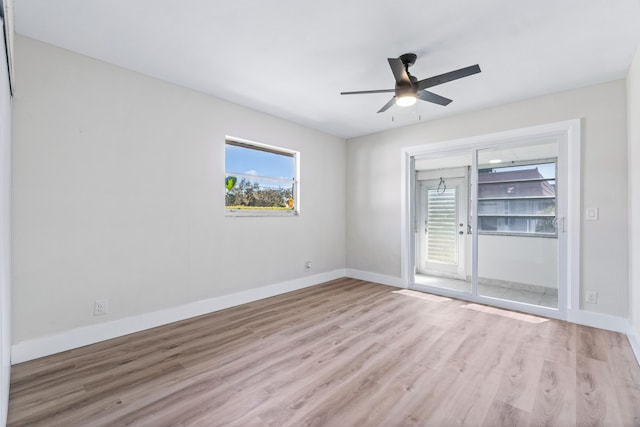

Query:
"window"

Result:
[[225, 138, 298, 215], [477, 161, 556, 236]]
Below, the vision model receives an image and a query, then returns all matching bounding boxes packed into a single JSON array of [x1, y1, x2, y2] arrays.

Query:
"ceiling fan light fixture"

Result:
[[396, 93, 417, 107], [340, 54, 480, 113]]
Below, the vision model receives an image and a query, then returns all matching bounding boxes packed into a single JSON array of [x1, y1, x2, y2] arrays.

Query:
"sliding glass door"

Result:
[[475, 142, 559, 309], [410, 135, 566, 316]]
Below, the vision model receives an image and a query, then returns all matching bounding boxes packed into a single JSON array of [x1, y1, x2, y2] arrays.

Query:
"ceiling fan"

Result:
[[340, 53, 481, 113]]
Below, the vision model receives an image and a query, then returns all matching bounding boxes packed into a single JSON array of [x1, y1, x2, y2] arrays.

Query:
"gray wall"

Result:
[[11, 36, 346, 344], [347, 80, 628, 317], [0, 14, 12, 427], [628, 45, 640, 340]]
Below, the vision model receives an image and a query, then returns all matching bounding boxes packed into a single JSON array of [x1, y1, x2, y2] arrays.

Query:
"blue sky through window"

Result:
[[225, 144, 294, 179]]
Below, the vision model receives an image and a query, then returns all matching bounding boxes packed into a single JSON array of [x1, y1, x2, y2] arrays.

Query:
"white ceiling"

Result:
[[12, 0, 640, 139]]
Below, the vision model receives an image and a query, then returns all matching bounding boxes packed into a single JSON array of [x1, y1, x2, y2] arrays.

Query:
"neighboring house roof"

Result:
[[479, 167, 555, 198]]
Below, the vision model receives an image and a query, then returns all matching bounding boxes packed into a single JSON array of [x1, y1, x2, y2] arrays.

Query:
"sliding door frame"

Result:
[[400, 119, 581, 320]]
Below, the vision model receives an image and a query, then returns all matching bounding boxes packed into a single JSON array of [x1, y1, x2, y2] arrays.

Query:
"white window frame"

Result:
[[225, 137, 300, 217]]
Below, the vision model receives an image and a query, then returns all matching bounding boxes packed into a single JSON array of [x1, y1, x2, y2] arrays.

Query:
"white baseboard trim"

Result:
[[345, 269, 406, 289], [12, 269, 640, 370], [566, 309, 640, 367], [628, 326, 640, 368], [11, 269, 346, 364], [566, 308, 630, 333]]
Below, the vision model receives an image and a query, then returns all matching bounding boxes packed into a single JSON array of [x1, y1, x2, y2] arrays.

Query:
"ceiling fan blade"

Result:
[[388, 58, 411, 85], [418, 90, 452, 106], [417, 64, 481, 90], [341, 89, 395, 95], [377, 97, 397, 113]]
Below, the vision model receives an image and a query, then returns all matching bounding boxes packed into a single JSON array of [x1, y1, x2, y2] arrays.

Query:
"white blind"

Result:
[[427, 188, 458, 264]]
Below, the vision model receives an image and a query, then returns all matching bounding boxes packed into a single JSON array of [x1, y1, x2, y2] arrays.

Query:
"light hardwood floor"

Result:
[[7, 278, 640, 426]]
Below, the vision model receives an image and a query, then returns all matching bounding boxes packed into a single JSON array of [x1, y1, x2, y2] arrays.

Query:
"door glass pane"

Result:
[[414, 153, 471, 294], [476, 143, 558, 308]]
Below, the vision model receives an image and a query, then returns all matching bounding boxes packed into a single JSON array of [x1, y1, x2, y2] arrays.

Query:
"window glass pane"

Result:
[[225, 144, 294, 179], [479, 164, 555, 199], [225, 177, 294, 210], [477, 161, 556, 236], [225, 140, 297, 212], [478, 199, 556, 215], [479, 217, 498, 231], [480, 163, 555, 179], [533, 217, 556, 234]]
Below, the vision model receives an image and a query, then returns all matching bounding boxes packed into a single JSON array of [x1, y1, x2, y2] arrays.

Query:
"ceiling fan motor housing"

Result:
[[396, 53, 418, 95], [399, 53, 417, 67]]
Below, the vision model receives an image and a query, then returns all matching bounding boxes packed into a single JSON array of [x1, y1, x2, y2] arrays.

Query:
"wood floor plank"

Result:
[[528, 360, 576, 426], [577, 325, 610, 362], [482, 400, 530, 427], [610, 376, 640, 426], [371, 364, 460, 426], [576, 354, 625, 426], [8, 279, 640, 426], [492, 341, 546, 413], [423, 367, 503, 426]]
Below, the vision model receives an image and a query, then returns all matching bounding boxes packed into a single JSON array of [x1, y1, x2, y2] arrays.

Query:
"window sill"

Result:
[[225, 210, 298, 218], [478, 232, 557, 238]]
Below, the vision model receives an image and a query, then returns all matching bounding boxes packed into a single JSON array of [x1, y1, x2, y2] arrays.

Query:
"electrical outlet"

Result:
[[305, 260, 312, 270], [94, 299, 108, 316], [585, 291, 598, 304]]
